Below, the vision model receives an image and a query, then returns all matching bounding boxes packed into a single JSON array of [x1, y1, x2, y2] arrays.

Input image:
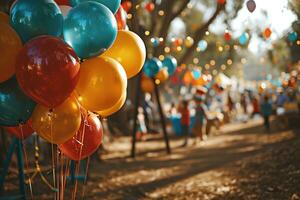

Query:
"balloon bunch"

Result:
[[141, 56, 177, 93], [0, 0, 146, 161]]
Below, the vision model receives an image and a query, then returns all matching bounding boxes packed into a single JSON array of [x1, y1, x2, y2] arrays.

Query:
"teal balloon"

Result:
[[288, 32, 298, 42], [239, 32, 249, 45], [192, 69, 201, 80], [152, 38, 160, 47], [143, 58, 162, 78], [162, 56, 177, 75], [70, 0, 121, 14], [10, 0, 63, 43], [0, 77, 36, 127], [63, 2, 117, 59], [198, 40, 208, 51]]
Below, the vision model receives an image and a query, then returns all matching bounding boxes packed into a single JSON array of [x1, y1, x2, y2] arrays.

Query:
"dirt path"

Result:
[[80, 118, 300, 200]]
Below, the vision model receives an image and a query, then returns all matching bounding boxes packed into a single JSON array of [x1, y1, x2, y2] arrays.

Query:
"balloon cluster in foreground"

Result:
[[0, 0, 146, 161]]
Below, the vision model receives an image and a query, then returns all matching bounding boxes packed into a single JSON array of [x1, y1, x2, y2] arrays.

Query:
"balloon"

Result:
[[55, 0, 71, 5], [141, 75, 154, 93], [59, 113, 103, 161], [0, 12, 9, 24], [155, 68, 169, 82], [151, 37, 160, 47], [0, 23, 22, 83], [162, 56, 177, 76], [0, 77, 36, 127], [32, 97, 81, 145], [115, 6, 127, 30], [224, 32, 231, 41], [97, 92, 127, 117], [16, 36, 80, 108], [173, 38, 183, 46], [145, 2, 155, 12], [10, 0, 63, 43], [185, 36, 194, 48], [70, 0, 121, 14], [183, 71, 193, 85], [5, 120, 34, 139], [102, 30, 146, 79], [246, 0, 256, 13], [76, 56, 127, 111], [264, 28, 272, 39], [239, 32, 249, 45], [121, 1, 132, 12], [143, 58, 162, 78], [198, 40, 208, 51], [59, 5, 72, 17], [63, 2, 117, 59], [217, 0, 226, 4], [192, 69, 201, 80], [288, 32, 298, 42]]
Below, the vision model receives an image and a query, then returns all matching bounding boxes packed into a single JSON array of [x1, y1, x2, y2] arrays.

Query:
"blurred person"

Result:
[[178, 100, 190, 147], [275, 88, 289, 129], [240, 92, 248, 114], [193, 95, 208, 143], [251, 96, 260, 118], [260, 95, 272, 132]]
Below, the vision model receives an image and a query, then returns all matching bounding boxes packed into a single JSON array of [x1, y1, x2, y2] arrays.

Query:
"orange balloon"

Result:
[[97, 92, 127, 117], [0, 22, 22, 83], [102, 30, 146, 79], [183, 70, 193, 85], [0, 12, 9, 24], [264, 28, 272, 38], [141, 76, 154, 93], [76, 56, 127, 111], [32, 96, 81, 144], [155, 68, 169, 82]]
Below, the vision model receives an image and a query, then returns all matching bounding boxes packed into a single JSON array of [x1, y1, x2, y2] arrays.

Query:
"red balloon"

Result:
[[16, 36, 80, 108], [145, 2, 155, 12], [115, 6, 127, 30], [4, 120, 34, 139], [54, 0, 70, 6], [224, 32, 231, 41], [121, 1, 132, 12], [59, 113, 103, 161], [217, 0, 226, 4]]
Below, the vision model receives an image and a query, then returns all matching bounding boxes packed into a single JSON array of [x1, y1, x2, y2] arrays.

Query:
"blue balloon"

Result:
[[143, 58, 163, 78], [192, 69, 201, 80], [63, 2, 117, 59], [198, 40, 208, 51], [70, 0, 121, 14], [152, 38, 160, 47], [239, 32, 249, 45], [288, 32, 298, 42], [0, 77, 36, 127], [10, 0, 63, 43], [162, 56, 177, 75]]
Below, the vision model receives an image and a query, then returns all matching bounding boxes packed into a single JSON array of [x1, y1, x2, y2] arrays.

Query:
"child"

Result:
[[193, 95, 207, 142], [179, 100, 190, 146], [260, 95, 272, 132]]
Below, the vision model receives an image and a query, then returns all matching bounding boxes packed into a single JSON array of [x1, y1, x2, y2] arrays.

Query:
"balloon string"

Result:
[[56, 148, 60, 200], [81, 156, 90, 199], [50, 117, 57, 200], [63, 159, 70, 198], [19, 124, 34, 199]]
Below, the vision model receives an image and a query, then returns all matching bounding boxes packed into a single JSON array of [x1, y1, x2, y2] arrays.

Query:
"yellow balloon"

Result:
[[185, 36, 194, 48], [141, 75, 154, 93], [0, 12, 9, 24], [102, 30, 146, 79], [155, 68, 169, 82], [0, 22, 22, 83], [97, 92, 127, 117], [76, 56, 127, 111], [32, 97, 81, 144]]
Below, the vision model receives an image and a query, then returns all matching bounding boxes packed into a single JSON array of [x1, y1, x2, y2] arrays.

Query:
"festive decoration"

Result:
[[0, 23, 22, 83], [288, 31, 298, 42], [5, 120, 34, 139], [76, 56, 127, 111], [246, 0, 256, 13], [192, 69, 202, 80], [151, 37, 160, 47], [156, 68, 169, 82], [115, 6, 127, 30], [239, 32, 249, 45], [198, 40, 208, 51], [121, 1, 132, 12], [0, 77, 36, 127], [97, 92, 127, 117], [55, 0, 71, 5], [10, 0, 63, 43], [217, 0, 226, 5], [224, 31, 231, 41], [162, 56, 177, 76], [59, 113, 103, 161], [141, 75, 155, 93], [70, 0, 121, 14], [145, 2, 155, 12], [63, 2, 117, 59], [32, 96, 81, 145], [16, 36, 80, 108], [143, 58, 163, 78], [102, 30, 146, 79], [185, 36, 194, 48], [59, 5, 72, 17], [264, 28, 272, 39]]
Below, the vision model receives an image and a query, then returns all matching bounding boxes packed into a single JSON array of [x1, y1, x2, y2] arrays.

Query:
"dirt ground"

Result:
[[2, 116, 300, 200]]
